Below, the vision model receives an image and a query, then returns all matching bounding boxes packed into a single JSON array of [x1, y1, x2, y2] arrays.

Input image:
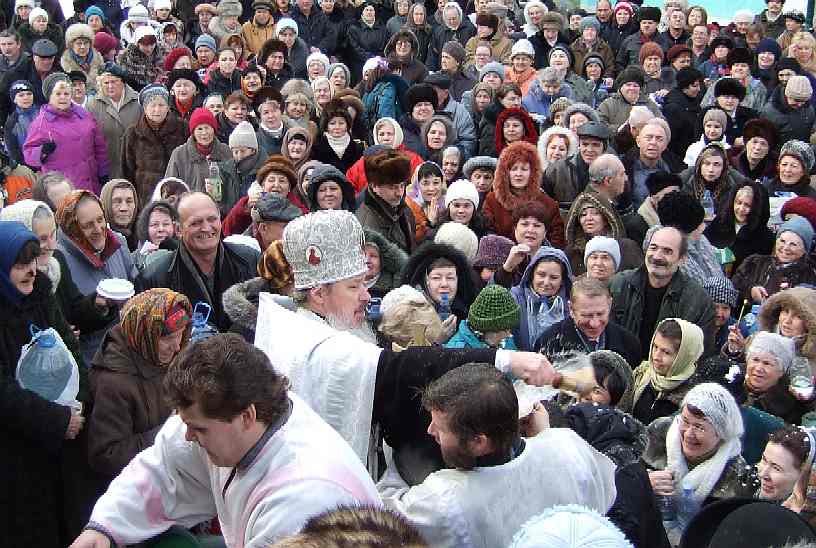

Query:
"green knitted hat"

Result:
[[468, 284, 520, 333]]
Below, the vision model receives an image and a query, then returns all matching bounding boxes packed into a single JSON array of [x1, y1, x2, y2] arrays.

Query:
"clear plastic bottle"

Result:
[[702, 190, 715, 221], [205, 161, 222, 202], [190, 302, 219, 343], [739, 304, 762, 337], [676, 477, 700, 532], [438, 293, 451, 321], [790, 356, 814, 400]]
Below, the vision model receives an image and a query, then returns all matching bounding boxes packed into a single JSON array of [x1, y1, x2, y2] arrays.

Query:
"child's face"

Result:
[[704, 120, 723, 140], [479, 267, 496, 283], [14, 90, 33, 109]]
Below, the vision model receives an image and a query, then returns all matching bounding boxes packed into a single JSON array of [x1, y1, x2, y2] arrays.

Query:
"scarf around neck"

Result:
[[326, 133, 351, 158]]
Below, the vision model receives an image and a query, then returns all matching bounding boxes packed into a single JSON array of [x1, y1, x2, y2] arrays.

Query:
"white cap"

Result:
[[154, 0, 172, 9], [444, 179, 480, 209], [133, 24, 157, 43], [283, 210, 367, 289], [28, 6, 48, 23], [511, 39, 535, 59]]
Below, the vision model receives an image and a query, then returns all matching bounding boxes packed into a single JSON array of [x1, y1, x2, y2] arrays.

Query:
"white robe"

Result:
[[86, 394, 381, 547], [254, 293, 382, 464], [378, 428, 618, 548]]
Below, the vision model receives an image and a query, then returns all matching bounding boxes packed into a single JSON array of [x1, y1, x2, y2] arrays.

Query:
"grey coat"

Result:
[[57, 229, 136, 364], [85, 86, 142, 179], [165, 136, 232, 193], [440, 97, 477, 159], [598, 92, 663, 133]]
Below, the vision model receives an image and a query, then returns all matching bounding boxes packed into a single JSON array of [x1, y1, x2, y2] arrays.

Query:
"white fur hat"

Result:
[[283, 210, 367, 289], [444, 179, 480, 209], [510, 504, 633, 548], [28, 7, 48, 23], [434, 222, 478, 264]]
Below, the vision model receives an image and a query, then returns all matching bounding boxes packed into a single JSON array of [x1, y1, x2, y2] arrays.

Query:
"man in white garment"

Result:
[[378, 365, 618, 547], [70, 334, 380, 548], [254, 210, 557, 480]]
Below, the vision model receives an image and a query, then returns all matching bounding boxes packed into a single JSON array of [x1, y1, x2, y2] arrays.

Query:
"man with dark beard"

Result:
[[608, 225, 716, 357], [254, 210, 557, 481], [376, 365, 618, 548]]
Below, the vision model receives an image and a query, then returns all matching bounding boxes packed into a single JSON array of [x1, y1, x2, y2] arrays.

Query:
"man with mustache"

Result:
[[136, 192, 260, 332], [255, 209, 556, 482], [608, 225, 716, 356]]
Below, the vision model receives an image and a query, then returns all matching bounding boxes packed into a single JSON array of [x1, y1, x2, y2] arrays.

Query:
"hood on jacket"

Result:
[[385, 28, 419, 59], [495, 107, 539, 154], [307, 164, 357, 212], [421, 114, 457, 156], [150, 176, 190, 202], [493, 141, 545, 210], [399, 241, 477, 317], [758, 286, 816, 360], [517, 246, 573, 300], [135, 199, 179, 244], [222, 276, 274, 334], [565, 192, 625, 247], [538, 125, 578, 169], [689, 142, 732, 202], [364, 227, 409, 282], [712, 179, 770, 235]]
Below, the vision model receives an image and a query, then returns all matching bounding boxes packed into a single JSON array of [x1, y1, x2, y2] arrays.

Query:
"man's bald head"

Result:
[[177, 192, 222, 255], [178, 192, 218, 223]]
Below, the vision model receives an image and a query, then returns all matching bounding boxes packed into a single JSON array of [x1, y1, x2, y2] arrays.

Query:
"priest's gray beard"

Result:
[[325, 312, 378, 345]]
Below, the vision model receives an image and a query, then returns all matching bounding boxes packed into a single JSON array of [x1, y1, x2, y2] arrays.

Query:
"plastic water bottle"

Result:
[[677, 478, 700, 531], [190, 302, 219, 343], [365, 298, 382, 322], [438, 293, 451, 321], [739, 304, 762, 338], [702, 190, 715, 221], [657, 493, 676, 524]]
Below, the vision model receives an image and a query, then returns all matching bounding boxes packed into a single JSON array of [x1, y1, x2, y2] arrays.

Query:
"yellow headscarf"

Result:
[[633, 318, 704, 402]]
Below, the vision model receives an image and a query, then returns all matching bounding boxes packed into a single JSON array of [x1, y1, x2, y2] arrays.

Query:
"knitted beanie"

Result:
[[756, 38, 782, 58], [229, 121, 259, 149], [785, 75, 813, 101], [473, 234, 514, 269], [28, 7, 47, 23], [9, 79, 33, 101], [617, 66, 645, 88], [613, 2, 634, 16], [584, 235, 621, 270], [275, 17, 299, 37], [84, 5, 104, 20], [93, 32, 118, 57], [442, 41, 466, 66], [479, 61, 505, 82], [583, 53, 605, 74], [639, 42, 664, 65], [445, 179, 480, 209], [42, 72, 70, 100], [139, 83, 169, 107], [680, 383, 743, 442], [189, 107, 218, 133], [195, 34, 217, 52], [701, 277, 738, 308], [780, 197, 816, 232], [780, 139, 815, 173], [435, 222, 478, 263], [747, 331, 796, 374], [163, 47, 193, 72], [468, 284, 521, 333], [778, 215, 815, 251], [702, 107, 727, 129], [657, 191, 704, 234], [510, 505, 633, 548], [580, 16, 600, 32], [127, 3, 149, 24]]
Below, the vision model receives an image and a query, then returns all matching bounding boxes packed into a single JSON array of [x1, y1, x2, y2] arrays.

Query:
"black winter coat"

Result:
[[533, 316, 642, 370], [348, 22, 389, 73], [0, 273, 91, 546], [206, 69, 243, 99], [310, 135, 364, 173], [291, 6, 335, 52], [427, 21, 476, 71], [762, 86, 816, 147], [661, 87, 702, 159], [135, 242, 259, 332]]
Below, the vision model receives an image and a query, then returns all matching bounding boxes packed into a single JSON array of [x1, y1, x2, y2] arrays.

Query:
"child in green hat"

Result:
[[445, 284, 520, 349]]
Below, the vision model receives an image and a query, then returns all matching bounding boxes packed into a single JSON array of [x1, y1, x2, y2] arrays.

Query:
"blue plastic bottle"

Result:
[[438, 293, 451, 321], [190, 302, 219, 342]]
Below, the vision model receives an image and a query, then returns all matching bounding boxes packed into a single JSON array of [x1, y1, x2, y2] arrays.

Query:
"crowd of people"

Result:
[[4, 0, 816, 545]]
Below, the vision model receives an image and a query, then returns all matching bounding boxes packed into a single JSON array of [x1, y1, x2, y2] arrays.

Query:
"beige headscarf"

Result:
[[633, 318, 704, 402]]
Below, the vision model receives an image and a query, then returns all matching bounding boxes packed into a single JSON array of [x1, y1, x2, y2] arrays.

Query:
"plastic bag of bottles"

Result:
[[16, 325, 79, 406]]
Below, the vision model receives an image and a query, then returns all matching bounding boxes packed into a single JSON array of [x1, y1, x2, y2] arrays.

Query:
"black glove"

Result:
[[40, 141, 56, 164]]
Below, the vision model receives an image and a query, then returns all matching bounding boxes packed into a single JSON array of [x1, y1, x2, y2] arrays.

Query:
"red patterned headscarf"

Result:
[[120, 288, 192, 367]]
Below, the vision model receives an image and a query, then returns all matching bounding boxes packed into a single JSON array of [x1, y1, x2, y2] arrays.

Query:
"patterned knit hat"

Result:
[[229, 121, 258, 149], [473, 234, 514, 269], [780, 139, 816, 173], [282, 210, 367, 289], [139, 83, 170, 107], [785, 75, 813, 102], [468, 284, 520, 333], [701, 277, 738, 308], [462, 156, 497, 179]]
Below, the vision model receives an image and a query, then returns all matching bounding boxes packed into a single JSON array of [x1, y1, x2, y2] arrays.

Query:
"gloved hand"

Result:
[[41, 141, 56, 164]]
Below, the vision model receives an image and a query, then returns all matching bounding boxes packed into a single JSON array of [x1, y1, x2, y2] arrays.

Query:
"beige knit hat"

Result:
[[786, 75, 813, 102]]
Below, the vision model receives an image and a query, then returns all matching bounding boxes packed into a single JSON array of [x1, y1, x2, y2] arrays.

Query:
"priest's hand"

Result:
[[70, 529, 111, 548], [509, 352, 555, 386]]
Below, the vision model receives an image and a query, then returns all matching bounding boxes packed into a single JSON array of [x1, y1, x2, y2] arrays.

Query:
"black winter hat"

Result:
[[405, 83, 438, 112], [616, 66, 645, 89], [675, 67, 703, 90], [638, 6, 661, 22], [778, 57, 803, 74], [710, 36, 734, 51], [727, 47, 753, 66], [645, 171, 681, 195], [714, 77, 746, 100], [657, 190, 705, 234]]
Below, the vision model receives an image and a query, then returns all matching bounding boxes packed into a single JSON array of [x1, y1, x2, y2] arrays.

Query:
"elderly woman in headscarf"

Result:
[[646, 383, 753, 538], [132, 199, 179, 272], [0, 220, 92, 547], [632, 318, 705, 426], [742, 331, 814, 425], [99, 179, 139, 252], [55, 190, 136, 364], [0, 199, 116, 337], [87, 288, 191, 484]]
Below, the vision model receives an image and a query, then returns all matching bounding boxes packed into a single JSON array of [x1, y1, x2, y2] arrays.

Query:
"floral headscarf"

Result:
[[120, 288, 192, 367], [55, 189, 121, 269]]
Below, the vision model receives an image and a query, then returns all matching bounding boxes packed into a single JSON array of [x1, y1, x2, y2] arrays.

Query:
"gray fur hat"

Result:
[[463, 156, 498, 178]]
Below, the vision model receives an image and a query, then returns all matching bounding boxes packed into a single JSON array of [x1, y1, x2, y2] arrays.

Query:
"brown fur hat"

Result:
[[492, 141, 544, 210], [365, 149, 412, 188], [320, 99, 352, 133], [257, 155, 298, 190]]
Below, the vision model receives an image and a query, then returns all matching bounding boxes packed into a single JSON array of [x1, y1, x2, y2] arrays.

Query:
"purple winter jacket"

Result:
[[23, 104, 110, 195]]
